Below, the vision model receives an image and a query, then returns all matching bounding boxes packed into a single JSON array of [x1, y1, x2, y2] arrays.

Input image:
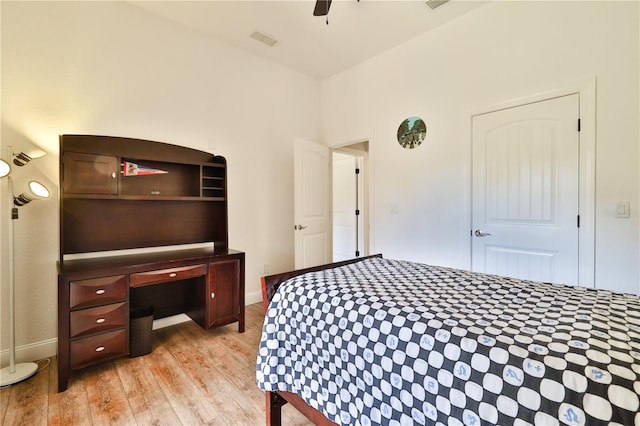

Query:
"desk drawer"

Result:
[[130, 264, 207, 287], [70, 302, 127, 338], [70, 329, 127, 369], [70, 275, 127, 310]]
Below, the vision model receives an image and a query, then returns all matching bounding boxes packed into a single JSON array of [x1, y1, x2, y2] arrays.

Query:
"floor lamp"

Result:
[[0, 148, 50, 386]]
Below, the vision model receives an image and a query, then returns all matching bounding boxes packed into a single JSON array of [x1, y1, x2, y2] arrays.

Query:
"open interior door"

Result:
[[294, 138, 331, 269]]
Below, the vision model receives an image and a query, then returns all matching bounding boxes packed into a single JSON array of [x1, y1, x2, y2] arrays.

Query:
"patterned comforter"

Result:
[[256, 257, 640, 425]]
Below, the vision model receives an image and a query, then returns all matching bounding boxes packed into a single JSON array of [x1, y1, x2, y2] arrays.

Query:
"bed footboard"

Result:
[[261, 254, 382, 311], [266, 391, 286, 426], [260, 255, 381, 425], [267, 391, 337, 426]]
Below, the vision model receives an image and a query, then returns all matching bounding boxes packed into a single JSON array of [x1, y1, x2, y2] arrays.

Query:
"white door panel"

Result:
[[485, 246, 556, 283], [332, 152, 357, 261], [294, 139, 331, 269], [300, 233, 327, 267], [472, 94, 579, 285]]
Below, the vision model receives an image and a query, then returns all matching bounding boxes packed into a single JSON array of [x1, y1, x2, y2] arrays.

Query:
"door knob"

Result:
[[474, 230, 492, 237], [294, 224, 308, 230]]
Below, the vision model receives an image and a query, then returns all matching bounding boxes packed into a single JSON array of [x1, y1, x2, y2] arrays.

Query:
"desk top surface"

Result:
[[58, 247, 244, 278]]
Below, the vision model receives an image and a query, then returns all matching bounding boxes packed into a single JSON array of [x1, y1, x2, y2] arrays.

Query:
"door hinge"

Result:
[[355, 250, 360, 257], [355, 168, 360, 175], [355, 209, 360, 216], [578, 118, 581, 132], [577, 215, 580, 228]]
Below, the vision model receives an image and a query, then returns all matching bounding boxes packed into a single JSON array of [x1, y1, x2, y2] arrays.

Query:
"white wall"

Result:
[[321, 1, 639, 294], [0, 1, 320, 362]]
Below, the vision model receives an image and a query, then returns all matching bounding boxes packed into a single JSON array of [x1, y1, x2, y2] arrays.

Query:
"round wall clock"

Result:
[[397, 116, 426, 149]]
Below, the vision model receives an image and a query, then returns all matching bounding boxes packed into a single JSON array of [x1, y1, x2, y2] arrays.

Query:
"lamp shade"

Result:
[[12, 145, 46, 167], [13, 180, 50, 206], [0, 159, 10, 177]]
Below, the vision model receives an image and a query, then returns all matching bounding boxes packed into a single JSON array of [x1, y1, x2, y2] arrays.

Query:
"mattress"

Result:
[[256, 257, 640, 425]]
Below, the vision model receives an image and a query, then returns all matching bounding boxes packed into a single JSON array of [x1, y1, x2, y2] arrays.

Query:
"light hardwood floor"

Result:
[[0, 303, 311, 426]]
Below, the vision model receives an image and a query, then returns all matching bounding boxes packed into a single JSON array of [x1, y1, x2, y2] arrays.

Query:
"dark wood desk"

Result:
[[57, 135, 241, 392], [57, 247, 244, 392]]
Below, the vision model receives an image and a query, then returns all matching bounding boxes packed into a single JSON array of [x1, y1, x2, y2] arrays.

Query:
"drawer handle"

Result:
[[95, 346, 105, 352], [95, 289, 106, 295], [96, 318, 106, 324], [169, 273, 177, 278]]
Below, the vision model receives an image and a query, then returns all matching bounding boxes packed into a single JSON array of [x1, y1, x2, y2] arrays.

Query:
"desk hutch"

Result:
[[57, 135, 244, 392]]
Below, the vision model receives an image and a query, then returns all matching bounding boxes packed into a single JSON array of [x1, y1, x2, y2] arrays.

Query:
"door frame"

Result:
[[470, 76, 596, 287], [331, 140, 371, 260]]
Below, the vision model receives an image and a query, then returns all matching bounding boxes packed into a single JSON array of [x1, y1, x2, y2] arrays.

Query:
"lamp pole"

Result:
[[0, 164, 38, 386]]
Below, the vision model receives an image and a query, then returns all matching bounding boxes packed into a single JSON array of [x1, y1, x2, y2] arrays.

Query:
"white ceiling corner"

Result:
[[130, 0, 487, 80]]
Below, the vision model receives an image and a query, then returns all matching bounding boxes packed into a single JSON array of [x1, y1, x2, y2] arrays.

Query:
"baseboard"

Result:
[[153, 293, 262, 330], [1, 296, 265, 366], [0, 337, 57, 366], [245, 289, 262, 306], [152, 314, 191, 330]]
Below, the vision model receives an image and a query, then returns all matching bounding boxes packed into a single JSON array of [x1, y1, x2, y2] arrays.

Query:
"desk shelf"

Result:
[[59, 135, 229, 255]]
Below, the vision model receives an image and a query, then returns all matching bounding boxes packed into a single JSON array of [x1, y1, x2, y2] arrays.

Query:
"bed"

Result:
[[256, 255, 640, 425]]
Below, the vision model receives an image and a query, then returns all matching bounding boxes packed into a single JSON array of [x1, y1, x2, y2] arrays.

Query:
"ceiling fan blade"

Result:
[[313, 0, 332, 16]]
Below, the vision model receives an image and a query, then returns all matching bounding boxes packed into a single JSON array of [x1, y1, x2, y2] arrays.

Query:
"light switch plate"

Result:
[[616, 201, 630, 218]]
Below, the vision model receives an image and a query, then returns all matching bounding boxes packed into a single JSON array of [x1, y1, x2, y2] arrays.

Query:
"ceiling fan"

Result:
[[313, 0, 360, 23], [313, 0, 333, 17], [314, 0, 449, 19]]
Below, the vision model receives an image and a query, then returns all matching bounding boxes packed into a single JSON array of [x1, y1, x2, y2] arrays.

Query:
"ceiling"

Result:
[[130, 0, 487, 80]]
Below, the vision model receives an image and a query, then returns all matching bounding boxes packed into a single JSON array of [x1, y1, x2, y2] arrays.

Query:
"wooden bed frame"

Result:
[[260, 254, 383, 426]]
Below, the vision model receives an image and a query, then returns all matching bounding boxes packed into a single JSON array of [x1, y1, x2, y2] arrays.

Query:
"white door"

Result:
[[294, 139, 331, 269], [472, 94, 580, 285], [332, 152, 357, 262]]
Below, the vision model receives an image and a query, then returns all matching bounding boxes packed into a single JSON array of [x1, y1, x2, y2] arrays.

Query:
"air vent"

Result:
[[250, 30, 278, 47], [426, 0, 449, 9]]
